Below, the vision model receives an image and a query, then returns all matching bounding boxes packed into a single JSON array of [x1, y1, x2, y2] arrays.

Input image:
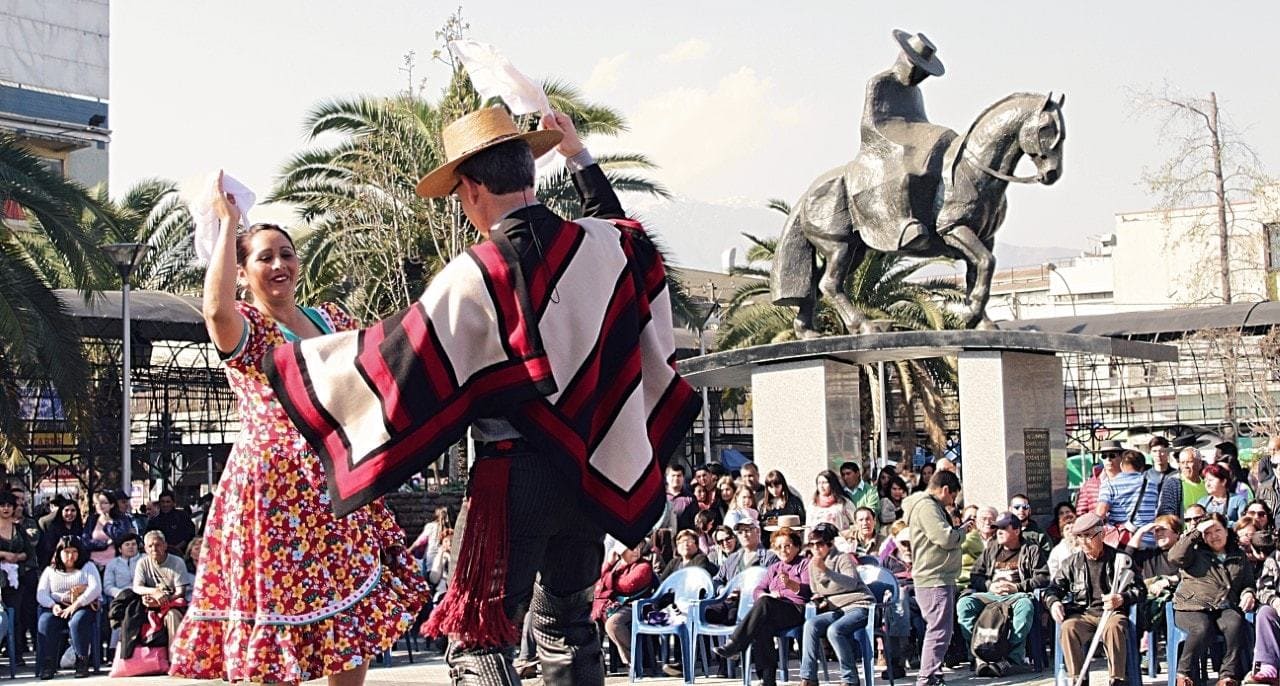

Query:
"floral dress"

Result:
[[169, 302, 426, 684]]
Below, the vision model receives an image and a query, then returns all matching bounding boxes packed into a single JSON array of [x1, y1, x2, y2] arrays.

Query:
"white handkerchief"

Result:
[[190, 171, 256, 265]]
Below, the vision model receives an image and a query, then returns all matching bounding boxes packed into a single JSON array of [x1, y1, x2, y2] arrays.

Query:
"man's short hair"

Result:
[[840, 461, 861, 473], [666, 464, 685, 476], [740, 462, 759, 475], [674, 528, 700, 545], [158, 490, 176, 501], [854, 506, 877, 520], [144, 530, 166, 544], [1120, 450, 1147, 471], [1148, 436, 1170, 450], [929, 470, 962, 494], [456, 139, 535, 194]]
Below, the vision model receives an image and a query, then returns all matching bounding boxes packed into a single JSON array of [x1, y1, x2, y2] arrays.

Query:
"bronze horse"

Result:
[[770, 92, 1067, 335]]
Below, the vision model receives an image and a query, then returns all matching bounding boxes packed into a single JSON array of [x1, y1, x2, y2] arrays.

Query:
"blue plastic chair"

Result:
[[858, 564, 902, 686], [1163, 601, 1255, 686], [794, 600, 877, 686], [691, 566, 768, 679], [630, 567, 714, 683], [1052, 605, 1141, 686]]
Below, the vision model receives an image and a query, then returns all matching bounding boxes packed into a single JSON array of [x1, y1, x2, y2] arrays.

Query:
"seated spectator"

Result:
[[875, 465, 898, 496], [807, 470, 856, 531], [691, 482, 721, 524], [1217, 441, 1254, 500], [1248, 500, 1276, 533], [878, 522, 913, 582], [143, 490, 195, 557], [878, 477, 908, 534], [848, 506, 885, 557], [1169, 513, 1255, 686], [591, 540, 654, 670], [1183, 503, 1208, 529], [715, 476, 737, 521], [184, 536, 203, 575], [760, 470, 806, 528], [959, 506, 997, 586], [723, 486, 759, 530], [1199, 464, 1249, 525], [103, 534, 142, 602], [36, 536, 100, 679], [839, 461, 881, 512], [957, 511, 1049, 672], [708, 525, 739, 569], [693, 510, 720, 557], [1046, 501, 1076, 544], [82, 491, 133, 573], [706, 518, 778, 625], [1047, 510, 1076, 579], [1251, 528, 1280, 684], [661, 529, 717, 580], [914, 462, 936, 493], [113, 491, 145, 536], [1123, 515, 1182, 637], [1045, 513, 1144, 686], [800, 523, 874, 686], [132, 530, 192, 650], [712, 526, 811, 686]]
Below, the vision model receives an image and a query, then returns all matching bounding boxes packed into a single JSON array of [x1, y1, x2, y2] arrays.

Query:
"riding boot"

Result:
[[444, 642, 521, 686], [528, 582, 604, 685]]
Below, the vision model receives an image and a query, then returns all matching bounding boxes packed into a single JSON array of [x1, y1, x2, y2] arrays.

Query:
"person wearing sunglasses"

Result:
[[705, 518, 778, 626], [1247, 501, 1275, 533], [1009, 495, 1052, 556], [1074, 441, 1126, 518], [799, 523, 874, 686], [708, 525, 740, 567]]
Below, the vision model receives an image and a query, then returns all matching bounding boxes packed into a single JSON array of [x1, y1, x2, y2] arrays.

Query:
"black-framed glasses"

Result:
[[715, 537, 734, 545], [1011, 504, 1031, 511], [1248, 509, 1268, 516]]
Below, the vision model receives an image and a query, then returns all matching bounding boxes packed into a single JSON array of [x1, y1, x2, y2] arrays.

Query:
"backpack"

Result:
[[970, 598, 1015, 675]]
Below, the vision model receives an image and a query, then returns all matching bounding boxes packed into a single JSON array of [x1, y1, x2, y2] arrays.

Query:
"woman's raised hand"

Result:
[[212, 170, 241, 227]]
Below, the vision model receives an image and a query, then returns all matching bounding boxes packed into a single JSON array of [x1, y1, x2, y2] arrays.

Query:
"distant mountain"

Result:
[[624, 194, 1080, 273]]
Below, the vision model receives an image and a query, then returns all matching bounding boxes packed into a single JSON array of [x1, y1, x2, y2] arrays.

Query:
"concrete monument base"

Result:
[[752, 359, 861, 485]]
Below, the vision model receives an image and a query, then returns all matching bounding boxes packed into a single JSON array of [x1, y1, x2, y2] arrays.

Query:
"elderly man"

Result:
[[1045, 513, 1145, 686], [1179, 447, 1209, 512], [957, 512, 1049, 674], [850, 507, 885, 556], [132, 530, 192, 649], [841, 461, 882, 512], [904, 471, 970, 686], [707, 517, 779, 623], [960, 506, 997, 585]]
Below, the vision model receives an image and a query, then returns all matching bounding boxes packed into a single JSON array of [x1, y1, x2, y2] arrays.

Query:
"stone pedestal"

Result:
[[957, 350, 1068, 516], [751, 359, 861, 484]]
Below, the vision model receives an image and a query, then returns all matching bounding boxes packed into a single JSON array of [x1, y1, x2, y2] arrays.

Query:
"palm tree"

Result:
[[0, 137, 118, 458], [713, 199, 966, 454]]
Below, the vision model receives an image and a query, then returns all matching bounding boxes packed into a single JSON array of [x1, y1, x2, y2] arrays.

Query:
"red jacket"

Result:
[[591, 558, 655, 621]]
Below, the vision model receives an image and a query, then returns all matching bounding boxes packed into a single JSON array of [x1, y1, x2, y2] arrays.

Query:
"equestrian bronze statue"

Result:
[[770, 30, 1067, 335]]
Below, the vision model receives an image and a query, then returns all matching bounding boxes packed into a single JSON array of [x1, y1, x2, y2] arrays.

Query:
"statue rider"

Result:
[[858, 30, 956, 252]]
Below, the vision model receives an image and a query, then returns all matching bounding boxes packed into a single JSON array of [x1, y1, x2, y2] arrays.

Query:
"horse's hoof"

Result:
[[975, 318, 998, 331]]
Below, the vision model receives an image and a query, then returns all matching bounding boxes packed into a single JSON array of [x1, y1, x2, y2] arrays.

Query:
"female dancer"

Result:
[[169, 178, 425, 685]]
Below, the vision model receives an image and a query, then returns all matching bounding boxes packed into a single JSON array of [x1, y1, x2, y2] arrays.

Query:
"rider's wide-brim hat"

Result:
[[416, 107, 562, 198], [893, 29, 945, 77]]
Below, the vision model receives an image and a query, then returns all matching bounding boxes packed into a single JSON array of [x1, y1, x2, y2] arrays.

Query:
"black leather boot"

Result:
[[38, 660, 55, 680], [443, 642, 520, 686], [73, 656, 89, 679], [528, 582, 604, 685]]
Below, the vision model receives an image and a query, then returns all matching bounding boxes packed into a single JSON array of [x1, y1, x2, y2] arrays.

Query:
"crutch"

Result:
[[1072, 561, 1134, 686]]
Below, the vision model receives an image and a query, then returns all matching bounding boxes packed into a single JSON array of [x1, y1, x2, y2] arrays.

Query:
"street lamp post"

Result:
[[1045, 262, 1077, 316], [100, 242, 150, 494], [689, 294, 720, 465]]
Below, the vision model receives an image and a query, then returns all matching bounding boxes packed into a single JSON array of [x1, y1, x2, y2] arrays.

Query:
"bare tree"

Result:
[[1130, 86, 1273, 304]]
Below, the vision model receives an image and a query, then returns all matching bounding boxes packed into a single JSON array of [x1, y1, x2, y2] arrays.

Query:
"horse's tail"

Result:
[[770, 205, 816, 306]]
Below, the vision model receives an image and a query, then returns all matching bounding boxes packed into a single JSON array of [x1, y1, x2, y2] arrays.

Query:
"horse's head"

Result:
[[1019, 92, 1066, 185]]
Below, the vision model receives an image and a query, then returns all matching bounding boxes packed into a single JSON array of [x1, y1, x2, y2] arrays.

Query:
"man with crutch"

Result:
[[1044, 513, 1145, 686]]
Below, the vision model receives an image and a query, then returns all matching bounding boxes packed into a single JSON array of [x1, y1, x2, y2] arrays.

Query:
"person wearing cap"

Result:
[[704, 517, 778, 625], [902, 470, 969, 686], [1169, 512, 1255, 686], [1146, 436, 1183, 516], [799, 522, 875, 686], [1179, 445, 1210, 512], [840, 461, 881, 514], [712, 526, 811, 686], [956, 511, 1048, 672], [1045, 513, 1144, 686], [1074, 440, 1125, 516]]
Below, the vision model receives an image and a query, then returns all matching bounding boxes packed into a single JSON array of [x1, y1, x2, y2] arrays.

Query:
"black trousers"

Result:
[[727, 596, 805, 680], [1174, 607, 1247, 680], [447, 450, 606, 685]]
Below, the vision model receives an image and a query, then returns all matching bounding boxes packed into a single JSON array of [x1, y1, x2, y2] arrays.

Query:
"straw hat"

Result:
[[416, 107, 562, 198]]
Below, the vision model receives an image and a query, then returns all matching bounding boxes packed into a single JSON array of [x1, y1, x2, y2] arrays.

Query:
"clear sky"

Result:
[[109, 1, 1280, 270]]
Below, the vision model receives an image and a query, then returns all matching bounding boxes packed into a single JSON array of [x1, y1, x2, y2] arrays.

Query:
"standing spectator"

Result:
[[1169, 513, 1255, 686], [1179, 447, 1209, 512], [0, 491, 33, 646], [808, 470, 856, 531], [409, 506, 451, 573], [840, 461, 881, 513], [665, 464, 695, 530], [740, 462, 767, 505], [799, 523, 874, 686], [36, 495, 69, 536], [691, 482, 721, 524], [36, 536, 100, 679], [692, 511, 720, 557], [37, 501, 82, 569], [715, 476, 737, 521], [1045, 514, 1144, 686], [112, 491, 144, 536], [428, 529, 454, 597], [903, 470, 968, 686], [724, 486, 760, 530], [591, 540, 654, 671], [849, 507, 885, 557], [692, 466, 717, 497], [133, 530, 191, 650], [1075, 441, 1124, 516], [712, 527, 811, 686], [1146, 437, 1183, 516], [876, 466, 899, 497], [82, 491, 133, 573], [1096, 450, 1162, 544], [760, 470, 806, 527], [1046, 501, 1076, 544], [959, 506, 997, 587], [142, 490, 195, 558], [957, 511, 1049, 672], [1199, 463, 1249, 525], [915, 463, 937, 493], [1216, 442, 1253, 497]]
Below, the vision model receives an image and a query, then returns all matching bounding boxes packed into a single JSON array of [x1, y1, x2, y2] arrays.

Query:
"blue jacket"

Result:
[[82, 513, 135, 552]]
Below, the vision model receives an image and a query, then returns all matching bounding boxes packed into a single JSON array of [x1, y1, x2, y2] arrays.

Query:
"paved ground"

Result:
[[19, 648, 1167, 686]]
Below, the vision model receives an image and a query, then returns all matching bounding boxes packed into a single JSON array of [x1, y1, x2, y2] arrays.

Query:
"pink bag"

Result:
[[108, 646, 170, 678]]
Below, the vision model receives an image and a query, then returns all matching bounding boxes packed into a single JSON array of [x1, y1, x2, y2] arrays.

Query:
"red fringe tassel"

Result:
[[423, 457, 518, 649]]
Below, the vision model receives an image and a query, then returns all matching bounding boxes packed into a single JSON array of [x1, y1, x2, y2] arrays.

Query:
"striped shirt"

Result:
[[1098, 471, 1160, 527]]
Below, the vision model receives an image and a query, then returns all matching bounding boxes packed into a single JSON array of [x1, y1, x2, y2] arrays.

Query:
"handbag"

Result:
[[109, 645, 170, 678], [1102, 472, 1147, 549]]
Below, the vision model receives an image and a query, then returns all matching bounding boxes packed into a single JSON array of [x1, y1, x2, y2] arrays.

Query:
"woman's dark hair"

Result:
[[887, 476, 909, 501], [114, 532, 141, 555], [876, 466, 898, 495], [456, 139, 536, 195], [1199, 512, 1237, 550], [765, 470, 791, 505], [1246, 500, 1274, 525], [235, 223, 296, 266], [60, 501, 81, 521], [0, 492, 16, 508], [95, 491, 121, 518], [51, 536, 84, 571], [693, 509, 717, 531], [1053, 501, 1076, 520], [813, 470, 850, 505]]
